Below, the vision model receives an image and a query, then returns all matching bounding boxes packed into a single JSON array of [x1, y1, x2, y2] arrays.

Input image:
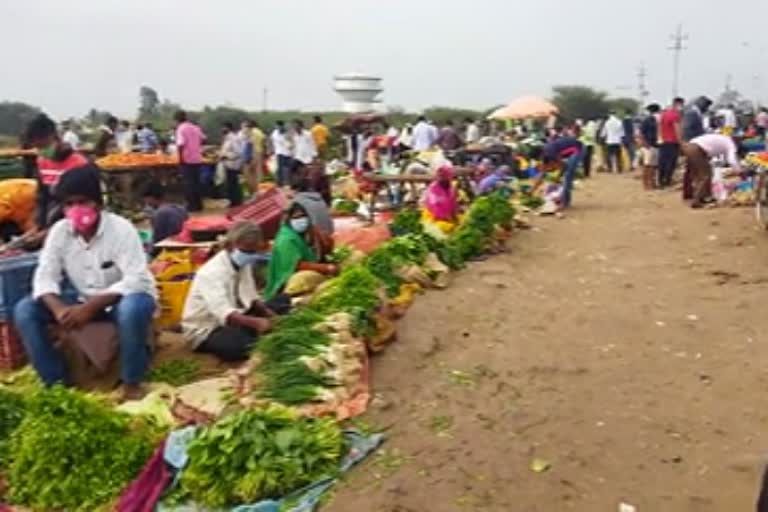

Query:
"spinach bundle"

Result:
[[176, 406, 344, 507], [389, 207, 423, 236], [0, 388, 25, 471], [7, 386, 160, 511], [364, 235, 431, 297], [309, 265, 381, 337]]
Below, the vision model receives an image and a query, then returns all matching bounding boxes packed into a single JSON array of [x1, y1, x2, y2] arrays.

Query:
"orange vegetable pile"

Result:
[[96, 153, 180, 169]]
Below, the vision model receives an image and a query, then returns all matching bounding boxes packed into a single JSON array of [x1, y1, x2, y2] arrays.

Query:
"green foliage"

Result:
[[7, 386, 160, 511], [327, 245, 353, 265], [176, 406, 344, 507], [389, 208, 423, 236], [309, 265, 381, 337], [0, 388, 25, 470], [0, 101, 42, 138], [147, 359, 201, 386], [364, 235, 431, 297], [552, 85, 610, 123], [607, 96, 641, 116]]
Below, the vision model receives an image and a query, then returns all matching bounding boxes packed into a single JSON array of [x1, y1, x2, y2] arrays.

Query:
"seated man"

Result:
[[141, 181, 189, 254], [181, 222, 275, 362], [14, 165, 157, 400]]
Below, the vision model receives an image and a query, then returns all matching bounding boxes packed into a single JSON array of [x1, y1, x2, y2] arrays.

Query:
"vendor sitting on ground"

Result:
[[141, 181, 189, 254], [182, 222, 275, 361], [264, 202, 338, 301], [14, 165, 157, 400], [421, 165, 460, 233]]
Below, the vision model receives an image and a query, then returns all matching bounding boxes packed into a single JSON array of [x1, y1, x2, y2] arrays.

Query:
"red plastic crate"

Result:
[[226, 188, 288, 240], [0, 321, 26, 370]]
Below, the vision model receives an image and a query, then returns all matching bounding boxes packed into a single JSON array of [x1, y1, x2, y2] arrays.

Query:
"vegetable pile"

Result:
[[6, 386, 161, 511], [148, 359, 201, 386], [173, 406, 344, 507], [0, 388, 25, 471]]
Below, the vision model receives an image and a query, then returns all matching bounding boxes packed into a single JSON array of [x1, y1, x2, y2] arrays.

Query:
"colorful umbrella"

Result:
[[487, 96, 559, 120]]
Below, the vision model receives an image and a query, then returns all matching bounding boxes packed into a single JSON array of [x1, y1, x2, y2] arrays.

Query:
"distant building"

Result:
[[333, 72, 383, 113]]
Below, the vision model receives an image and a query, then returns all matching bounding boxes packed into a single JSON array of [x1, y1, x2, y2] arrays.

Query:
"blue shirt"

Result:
[[138, 128, 159, 152]]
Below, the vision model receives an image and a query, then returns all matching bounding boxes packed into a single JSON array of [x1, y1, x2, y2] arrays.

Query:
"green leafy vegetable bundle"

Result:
[[389, 207, 423, 236], [176, 406, 344, 507], [0, 388, 25, 470], [148, 359, 201, 386], [333, 199, 359, 215], [309, 265, 381, 337], [7, 386, 161, 511]]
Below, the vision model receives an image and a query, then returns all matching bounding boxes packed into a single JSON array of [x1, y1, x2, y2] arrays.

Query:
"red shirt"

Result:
[[659, 109, 681, 144], [37, 152, 89, 186]]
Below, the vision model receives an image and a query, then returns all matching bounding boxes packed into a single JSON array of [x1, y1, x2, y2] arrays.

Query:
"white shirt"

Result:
[[601, 116, 625, 145], [33, 212, 156, 300], [691, 134, 742, 173], [181, 250, 261, 348], [116, 129, 134, 153], [465, 123, 480, 144], [292, 130, 317, 164], [271, 129, 292, 157], [412, 121, 435, 151], [62, 130, 80, 150], [717, 108, 737, 129], [220, 132, 244, 170]]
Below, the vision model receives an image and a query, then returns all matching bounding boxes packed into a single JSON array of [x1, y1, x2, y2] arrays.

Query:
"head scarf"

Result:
[[55, 164, 103, 205], [436, 165, 454, 182], [425, 166, 458, 221]]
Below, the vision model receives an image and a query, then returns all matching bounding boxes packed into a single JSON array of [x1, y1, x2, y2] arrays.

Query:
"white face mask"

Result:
[[289, 217, 310, 233]]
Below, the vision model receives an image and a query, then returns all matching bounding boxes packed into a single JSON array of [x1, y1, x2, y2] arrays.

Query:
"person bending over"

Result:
[[14, 165, 157, 400], [182, 222, 275, 361]]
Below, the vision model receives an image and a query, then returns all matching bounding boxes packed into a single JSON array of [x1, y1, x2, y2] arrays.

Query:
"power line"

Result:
[[668, 24, 688, 98]]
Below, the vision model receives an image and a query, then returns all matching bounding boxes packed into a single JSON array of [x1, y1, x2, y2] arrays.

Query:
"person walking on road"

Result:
[[601, 112, 625, 173], [580, 119, 598, 178], [681, 133, 742, 209], [174, 110, 206, 212], [658, 97, 684, 188]]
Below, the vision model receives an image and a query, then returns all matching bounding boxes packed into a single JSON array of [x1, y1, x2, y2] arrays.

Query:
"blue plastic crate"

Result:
[[0, 252, 39, 322]]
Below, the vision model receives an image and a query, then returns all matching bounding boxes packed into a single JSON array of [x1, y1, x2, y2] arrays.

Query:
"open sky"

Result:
[[2, 0, 767, 119]]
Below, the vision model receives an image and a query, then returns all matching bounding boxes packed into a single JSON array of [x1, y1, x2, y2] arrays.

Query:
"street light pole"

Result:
[[668, 24, 688, 98]]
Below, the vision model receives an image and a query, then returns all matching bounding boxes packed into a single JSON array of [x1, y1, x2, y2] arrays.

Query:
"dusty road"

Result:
[[329, 174, 768, 512]]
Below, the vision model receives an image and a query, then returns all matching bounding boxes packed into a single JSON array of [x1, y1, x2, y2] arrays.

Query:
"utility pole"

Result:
[[637, 64, 649, 113], [262, 87, 268, 112], [668, 24, 688, 98]]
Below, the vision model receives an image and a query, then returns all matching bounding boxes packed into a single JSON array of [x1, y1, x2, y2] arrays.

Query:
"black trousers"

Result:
[[658, 143, 680, 188], [197, 325, 257, 362], [582, 145, 594, 177], [225, 168, 243, 207], [181, 163, 203, 212], [606, 144, 623, 173]]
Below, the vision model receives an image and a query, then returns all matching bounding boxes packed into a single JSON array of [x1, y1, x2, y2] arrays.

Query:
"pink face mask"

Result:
[[65, 205, 99, 234]]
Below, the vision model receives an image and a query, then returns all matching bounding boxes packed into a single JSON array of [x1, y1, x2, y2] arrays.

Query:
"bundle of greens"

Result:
[[175, 406, 344, 507], [309, 265, 381, 337], [147, 359, 201, 386], [0, 388, 25, 471], [364, 235, 431, 296], [520, 195, 545, 209], [7, 386, 161, 511], [327, 245, 353, 265], [332, 199, 359, 215], [389, 207, 423, 236]]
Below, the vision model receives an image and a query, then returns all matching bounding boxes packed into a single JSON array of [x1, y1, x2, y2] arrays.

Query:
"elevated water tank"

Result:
[[333, 72, 383, 113]]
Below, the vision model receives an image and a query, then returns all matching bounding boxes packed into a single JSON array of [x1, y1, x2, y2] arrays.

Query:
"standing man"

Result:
[[682, 96, 712, 199], [436, 120, 463, 152], [174, 110, 205, 212], [579, 119, 598, 178], [242, 120, 266, 195], [271, 120, 293, 187], [14, 165, 157, 400], [310, 116, 330, 160], [539, 136, 584, 210], [411, 115, 435, 152], [219, 122, 244, 207], [137, 123, 159, 153], [639, 104, 661, 190], [115, 120, 135, 154], [292, 120, 318, 175], [61, 120, 80, 150], [465, 117, 481, 145], [622, 113, 636, 170], [681, 133, 741, 208], [756, 107, 768, 137], [658, 97, 684, 188], [716, 104, 738, 135], [94, 116, 118, 157], [601, 112, 625, 173]]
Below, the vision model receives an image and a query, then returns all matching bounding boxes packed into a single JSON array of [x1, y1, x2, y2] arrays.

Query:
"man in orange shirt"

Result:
[[310, 115, 330, 160]]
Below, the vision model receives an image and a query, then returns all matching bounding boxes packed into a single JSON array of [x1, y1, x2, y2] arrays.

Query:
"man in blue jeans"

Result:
[[539, 137, 584, 209], [14, 165, 156, 400]]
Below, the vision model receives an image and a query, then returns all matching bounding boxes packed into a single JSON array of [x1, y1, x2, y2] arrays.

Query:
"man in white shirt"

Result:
[[270, 120, 293, 187], [682, 133, 742, 208], [465, 117, 481, 144], [61, 120, 80, 150], [115, 120, 135, 154], [600, 112, 625, 173], [14, 165, 156, 400], [182, 222, 273, 361], [219, 122, 245, 207], [411, 116, 436, 151], [291, 119, 318, 168], [716, 104, 738, 133]]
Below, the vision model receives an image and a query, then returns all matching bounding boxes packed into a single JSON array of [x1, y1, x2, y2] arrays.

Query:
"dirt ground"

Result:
[[327, 173, 768, 512]]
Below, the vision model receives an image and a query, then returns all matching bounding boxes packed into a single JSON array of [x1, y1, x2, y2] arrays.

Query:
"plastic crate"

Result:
[[0, 321, 25, 370], [226, 188, 288, 240], [0, 251, 39, 322]]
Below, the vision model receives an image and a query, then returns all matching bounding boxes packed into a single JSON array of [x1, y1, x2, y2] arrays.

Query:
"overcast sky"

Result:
[[2, 0, 767, 119]]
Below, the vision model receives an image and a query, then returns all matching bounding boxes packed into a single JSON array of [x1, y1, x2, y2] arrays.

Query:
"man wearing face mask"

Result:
[[264, 203, 338, 302], [22, 114, 89, 245], [14, 165, 157, 400], [182, 222, 275, 361]]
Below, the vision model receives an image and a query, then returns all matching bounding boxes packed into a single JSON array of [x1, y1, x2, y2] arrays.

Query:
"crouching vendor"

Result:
[[14, 166, 157, 400], [181, 222, 275, 362]]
